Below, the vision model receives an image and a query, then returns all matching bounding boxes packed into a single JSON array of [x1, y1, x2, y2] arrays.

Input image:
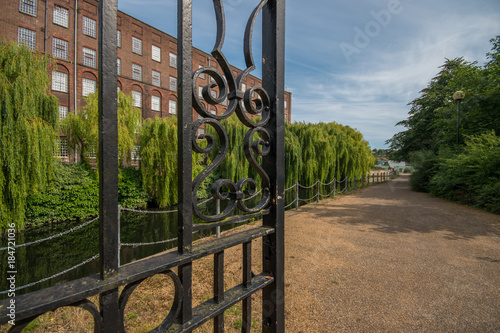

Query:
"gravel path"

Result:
[[284, 174, 500, 332]]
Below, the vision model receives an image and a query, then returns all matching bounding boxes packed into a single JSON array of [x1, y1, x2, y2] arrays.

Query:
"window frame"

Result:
[[169, 52, 177, 68], [18, 27, 36, 51], [19, 0, 37, 17], [169, 99, 177, 114], [53, 5, 69, 28], [82, 78, 96, 97], [82, 16, 96, 38], [132, 37, 142, 55], [169, 76, 177, 91], [132, 63, 142, 81], [52, 37, 68, 59], [151, 95, 161, 112], [152, 70, 161, 87], [152, 45, 161, 62], [52, 71, 68, 92], [131, 90, 142, 108], [82, 47, 97, 68]]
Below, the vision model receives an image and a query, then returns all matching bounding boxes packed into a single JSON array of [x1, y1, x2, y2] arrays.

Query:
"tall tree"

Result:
[[61, 91, 141, 166], [0, 42, 59, 230]]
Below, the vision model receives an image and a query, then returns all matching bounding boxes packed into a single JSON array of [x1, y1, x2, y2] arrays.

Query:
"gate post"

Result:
[[177, 0, 193, 323], [317, 180, 320, 203], [98, 0, 120, 330], [262, 0, 286, 331], [295, 182, 299, 210]]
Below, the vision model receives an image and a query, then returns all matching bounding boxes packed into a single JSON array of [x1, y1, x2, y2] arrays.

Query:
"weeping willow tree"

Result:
[[61, 91, 141, 166], [288, 122, 374, 185], [284, 125, 302, 188], [0, 42, 59, 230]]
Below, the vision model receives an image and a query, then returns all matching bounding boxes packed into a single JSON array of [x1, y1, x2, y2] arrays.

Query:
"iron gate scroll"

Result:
[[0, 0, 285, 332]]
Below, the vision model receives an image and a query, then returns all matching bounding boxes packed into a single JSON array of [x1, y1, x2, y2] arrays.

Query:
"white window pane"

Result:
[[132, 63, 142, 81], [151, 95, 161, 111], [52, 71, 68, 92], [57, 138, 68, 157], [199, 65, 205, 79], [169, 76, 177, 91], [19, 0, 37, 16], [83, 16, 96, 38], [169, 100, 176, 114], [169, 53, 177, 68], [131, 145, 140, 161], [53, 5, 69, 27], [52, 38, 68, 59], [18, 27, 36, 50], [284, 100, 287, 109], [117, 58, 121, 75], [152, 45, 161, 62], [198, 86, 203, 98], [117, 30, 121, 47], [242, 83, 246, 92], [58, 105, 68, 120], [152, 70, 161, 87], [82, 47, 96, 67], [132, 37, 142, 55], [132, 91, 142, 108], [82, 78, 96, 97]]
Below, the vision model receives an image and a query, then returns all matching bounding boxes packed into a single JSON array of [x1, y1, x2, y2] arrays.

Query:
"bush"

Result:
[[409, 150, 440, 192], [118, 167, 150, 209]]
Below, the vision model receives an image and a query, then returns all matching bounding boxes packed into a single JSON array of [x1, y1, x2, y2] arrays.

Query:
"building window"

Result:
[[151, 95, 161, 111], [132, 63, 142, 81], [152, 45, 161, 62], [198, 86, 203, 98], [59, 105, 68, 120], [199, 65, 205, 79], [241, 83, 247, 92], [56, 138, 68, 157], [18, 27, 36, 51], [19, 0, 37, 16], [82, 47, 96, 67], [53, 5, 69, 28], [169, 52, 177, 68], [117, 30, 121, 47], [132, 37, 142, 55], [52, 71, 68, 92], [82, 16, 96, 38], [82, 78, 96, 97], [169, 76, 177, 91], [52, 38, 68, 59], [210, 108, 217, 116], [131, 145, 140, 161], [116, 58, 121, 75], [169, 100, 176, 114], [152, 70, 161, 87], [222, 97, 228, 106], [132, 91, 142, 108]]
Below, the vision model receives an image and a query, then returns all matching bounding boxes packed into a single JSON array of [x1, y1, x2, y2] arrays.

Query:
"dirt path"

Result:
[[284, 174, 500, 332]]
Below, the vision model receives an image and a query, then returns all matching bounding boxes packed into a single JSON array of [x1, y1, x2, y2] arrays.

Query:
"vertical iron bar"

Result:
[[214, 251, 224, 332], [98, 0, 119, 331], [216, 199, 221, 238], [242, 241, 252, 332], [178, 0, 193, 324], [262, 0, 285, 331]]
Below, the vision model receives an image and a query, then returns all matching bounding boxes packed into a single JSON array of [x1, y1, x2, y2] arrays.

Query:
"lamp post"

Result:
[[453, 91, 465, 144]]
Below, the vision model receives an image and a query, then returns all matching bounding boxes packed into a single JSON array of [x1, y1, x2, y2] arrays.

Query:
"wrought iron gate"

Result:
[[0, 0, 285, 331]]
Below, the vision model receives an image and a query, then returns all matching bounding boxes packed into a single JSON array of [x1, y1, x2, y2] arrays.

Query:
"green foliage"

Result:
[[428, 131, 500, 213], [139, 116, 178, 208], [61, 91, 141, 166], [118, 167, 150, 209], [25, 163, 99, 227], [0, 42, 59, 230], [408, 150, 442, 192]]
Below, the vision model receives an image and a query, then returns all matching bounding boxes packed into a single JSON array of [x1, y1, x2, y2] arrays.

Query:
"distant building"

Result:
[[388, 161, 406, 171], [2, 0, 292, 162]]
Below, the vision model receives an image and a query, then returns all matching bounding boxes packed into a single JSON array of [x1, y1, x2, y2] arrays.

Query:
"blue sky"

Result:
[[118, 0, 500, 149]]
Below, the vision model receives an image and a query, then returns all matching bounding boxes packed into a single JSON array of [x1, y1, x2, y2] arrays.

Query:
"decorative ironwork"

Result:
[[0, 0, 285, 331], [191, 0, 272, 222]]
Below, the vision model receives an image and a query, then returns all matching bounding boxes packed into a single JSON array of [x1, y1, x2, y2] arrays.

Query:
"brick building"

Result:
[[1, 0, 292, 162]]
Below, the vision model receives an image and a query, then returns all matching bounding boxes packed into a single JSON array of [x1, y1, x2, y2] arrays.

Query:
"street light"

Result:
[[453, 91, 465, 144]]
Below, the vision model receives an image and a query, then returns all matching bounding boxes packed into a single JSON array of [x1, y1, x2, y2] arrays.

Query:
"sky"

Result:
[[117, 0, 500, 149]]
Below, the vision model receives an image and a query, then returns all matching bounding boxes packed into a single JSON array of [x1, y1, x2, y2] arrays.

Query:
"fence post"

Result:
[[317, 180, 320, 203], [333, 178, 336, 198], [216, 198, 221, 238], [361, 175, 363, 188], [295, 182, 299, 210], [354, 176, 356, 190]]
